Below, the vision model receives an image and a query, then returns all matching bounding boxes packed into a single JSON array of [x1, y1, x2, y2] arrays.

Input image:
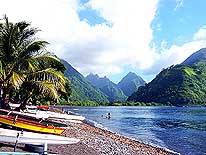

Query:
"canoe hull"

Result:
[[0, 109, 67, 127], [0, 115, 64, 135], [33, 111, 85, 121], [0, 128, 79, 145], [0, 153, 39, 155]]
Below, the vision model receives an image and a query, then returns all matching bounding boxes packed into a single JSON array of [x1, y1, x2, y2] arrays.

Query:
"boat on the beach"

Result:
[[0, 109, 67, 127], [9, 104, 37, 110], [28, 110, 85, 121], [0, 114, 65, 134], [0, 128, 79, 145], [0, 152, 39, 155], [9, 103, 85, 121], [9, 103, 49, 111]]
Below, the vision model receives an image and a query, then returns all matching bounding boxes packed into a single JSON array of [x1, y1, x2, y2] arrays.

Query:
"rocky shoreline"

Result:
[[0, 121, 179, 155], [50, 121, 179, 155]]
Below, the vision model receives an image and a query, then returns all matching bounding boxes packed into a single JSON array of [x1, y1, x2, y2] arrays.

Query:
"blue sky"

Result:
[[152, 0, 206, 48], [76, 0, 206, 83], [1, 0, 206, 83]]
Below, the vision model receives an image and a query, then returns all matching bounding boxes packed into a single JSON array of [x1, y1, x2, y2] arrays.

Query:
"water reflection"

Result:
[[64, 106, 206, 155]]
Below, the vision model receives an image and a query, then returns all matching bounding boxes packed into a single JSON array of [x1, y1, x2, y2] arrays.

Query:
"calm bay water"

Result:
[[63, 106, 206, 155]]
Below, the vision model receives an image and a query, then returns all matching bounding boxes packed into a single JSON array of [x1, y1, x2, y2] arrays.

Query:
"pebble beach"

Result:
[[0, 120, 179, 155]]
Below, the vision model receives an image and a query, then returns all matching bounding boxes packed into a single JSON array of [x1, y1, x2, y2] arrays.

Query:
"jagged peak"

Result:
[[118, 72, 141, 84], [86, 73, 99, 78]]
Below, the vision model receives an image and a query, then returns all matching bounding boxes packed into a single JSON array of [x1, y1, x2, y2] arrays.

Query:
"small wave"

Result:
[[84, 118, 180, 155], [72, 109, 79, 111], [84, 119, 108, 130]]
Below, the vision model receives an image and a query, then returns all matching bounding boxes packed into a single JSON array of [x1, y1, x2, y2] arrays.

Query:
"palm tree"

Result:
[[0, 15, 68, 110]]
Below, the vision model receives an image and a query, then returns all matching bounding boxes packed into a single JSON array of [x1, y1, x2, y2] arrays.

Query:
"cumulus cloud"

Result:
[[1, 0, 206, 81], [193, 26, 206, 40], [0, 0, 159, 77], [146, 27, 206, 75], [63, 0, 160, 75]]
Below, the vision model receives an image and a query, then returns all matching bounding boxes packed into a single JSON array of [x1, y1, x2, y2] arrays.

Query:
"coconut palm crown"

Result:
[[0, 15, 68, 109]]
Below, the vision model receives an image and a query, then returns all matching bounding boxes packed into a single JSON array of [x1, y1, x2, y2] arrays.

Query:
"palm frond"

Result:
[[10, 71, 26, 89], [33, 54, 66, 72], [0, 15, 69, 105], [32, 68, 66, 82], [19, 41, 48, 58], [32, 80, 59, 100]]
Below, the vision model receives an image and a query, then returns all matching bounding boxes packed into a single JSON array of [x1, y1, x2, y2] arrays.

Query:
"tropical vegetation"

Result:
[[128, 60, 206, 106], [62, 59, 109, 103], [86, 73, 127, 102], [0, 15, 69, 110]]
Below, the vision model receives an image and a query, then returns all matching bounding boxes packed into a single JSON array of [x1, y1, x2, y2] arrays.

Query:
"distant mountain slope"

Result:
[[117, 72, 146, 96], [86, 74, 127, 102], [128, 48, 206, 106], [61, 60, 109, 103], [182, 48, 206, 65]]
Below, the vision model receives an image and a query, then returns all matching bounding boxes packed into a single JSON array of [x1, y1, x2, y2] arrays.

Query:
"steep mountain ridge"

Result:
[[86, 73, 127, 102], [117, 72, 146, 96], [128, 48, 206, 106], [62, 60, 109, 103]]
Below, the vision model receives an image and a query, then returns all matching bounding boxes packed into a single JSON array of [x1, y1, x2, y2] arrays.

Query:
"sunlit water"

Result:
[[63, 106, 206, 155]]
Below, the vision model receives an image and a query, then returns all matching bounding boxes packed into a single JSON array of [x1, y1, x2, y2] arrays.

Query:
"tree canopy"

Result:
[[0, 15, 70, 110]]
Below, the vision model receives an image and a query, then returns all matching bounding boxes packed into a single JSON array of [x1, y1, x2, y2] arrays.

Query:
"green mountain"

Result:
[[86, 73, 127, 102], [128, 48, 206, 106], [117, 72, 146, 96], [61, 60, 109, 103]]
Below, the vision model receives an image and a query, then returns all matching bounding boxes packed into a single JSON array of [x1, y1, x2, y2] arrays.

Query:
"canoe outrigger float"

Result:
[[0, 114, 65, 134]]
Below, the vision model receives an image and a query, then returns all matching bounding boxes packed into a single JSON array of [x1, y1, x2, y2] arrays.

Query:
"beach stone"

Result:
[[0, 119, 177, 155]]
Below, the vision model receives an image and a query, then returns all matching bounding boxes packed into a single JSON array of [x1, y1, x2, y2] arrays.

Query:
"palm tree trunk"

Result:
[[1, 87, 11, 110], [14, 93, 32, 111]]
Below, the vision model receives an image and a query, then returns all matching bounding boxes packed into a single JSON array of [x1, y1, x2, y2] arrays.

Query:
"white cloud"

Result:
[[145, 27, 206, 75], [193, 26, 206, 40], [0, 0, 160, 77], [1, 0, 206, 81], [174, 0, 184, 11]]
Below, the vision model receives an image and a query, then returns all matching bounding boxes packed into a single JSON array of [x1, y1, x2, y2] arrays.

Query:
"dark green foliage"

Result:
[[61, 60, 109, 103], [0, 15, 68, 110], [59, 80, 72, 101], [128, 61, 206, 106], [110, 101, 167, 106], [86, 73, 127, 102], [99, 83, 127, 102], [60, 100, 100, 106], [117, 72, 146, 96]]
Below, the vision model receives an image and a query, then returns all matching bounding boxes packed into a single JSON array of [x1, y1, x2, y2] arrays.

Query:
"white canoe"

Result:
[[0, 128, 79, 145], [9, 103, 37, 110], [0, 153, 39, 155], [0, 108, 49, 119], [28, 110, 85, 121], [9, 103, 85, 121]]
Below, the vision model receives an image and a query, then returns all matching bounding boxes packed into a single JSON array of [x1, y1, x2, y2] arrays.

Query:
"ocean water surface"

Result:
[[63, 106, 206, 155]]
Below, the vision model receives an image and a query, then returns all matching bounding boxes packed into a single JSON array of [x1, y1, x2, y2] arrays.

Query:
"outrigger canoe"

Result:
[[0, 114, 65, 134], [0, 109, 67, 127], [0, 152, 39, 155], [28, 110, 85, 121], [0, 128, 79, 145]]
